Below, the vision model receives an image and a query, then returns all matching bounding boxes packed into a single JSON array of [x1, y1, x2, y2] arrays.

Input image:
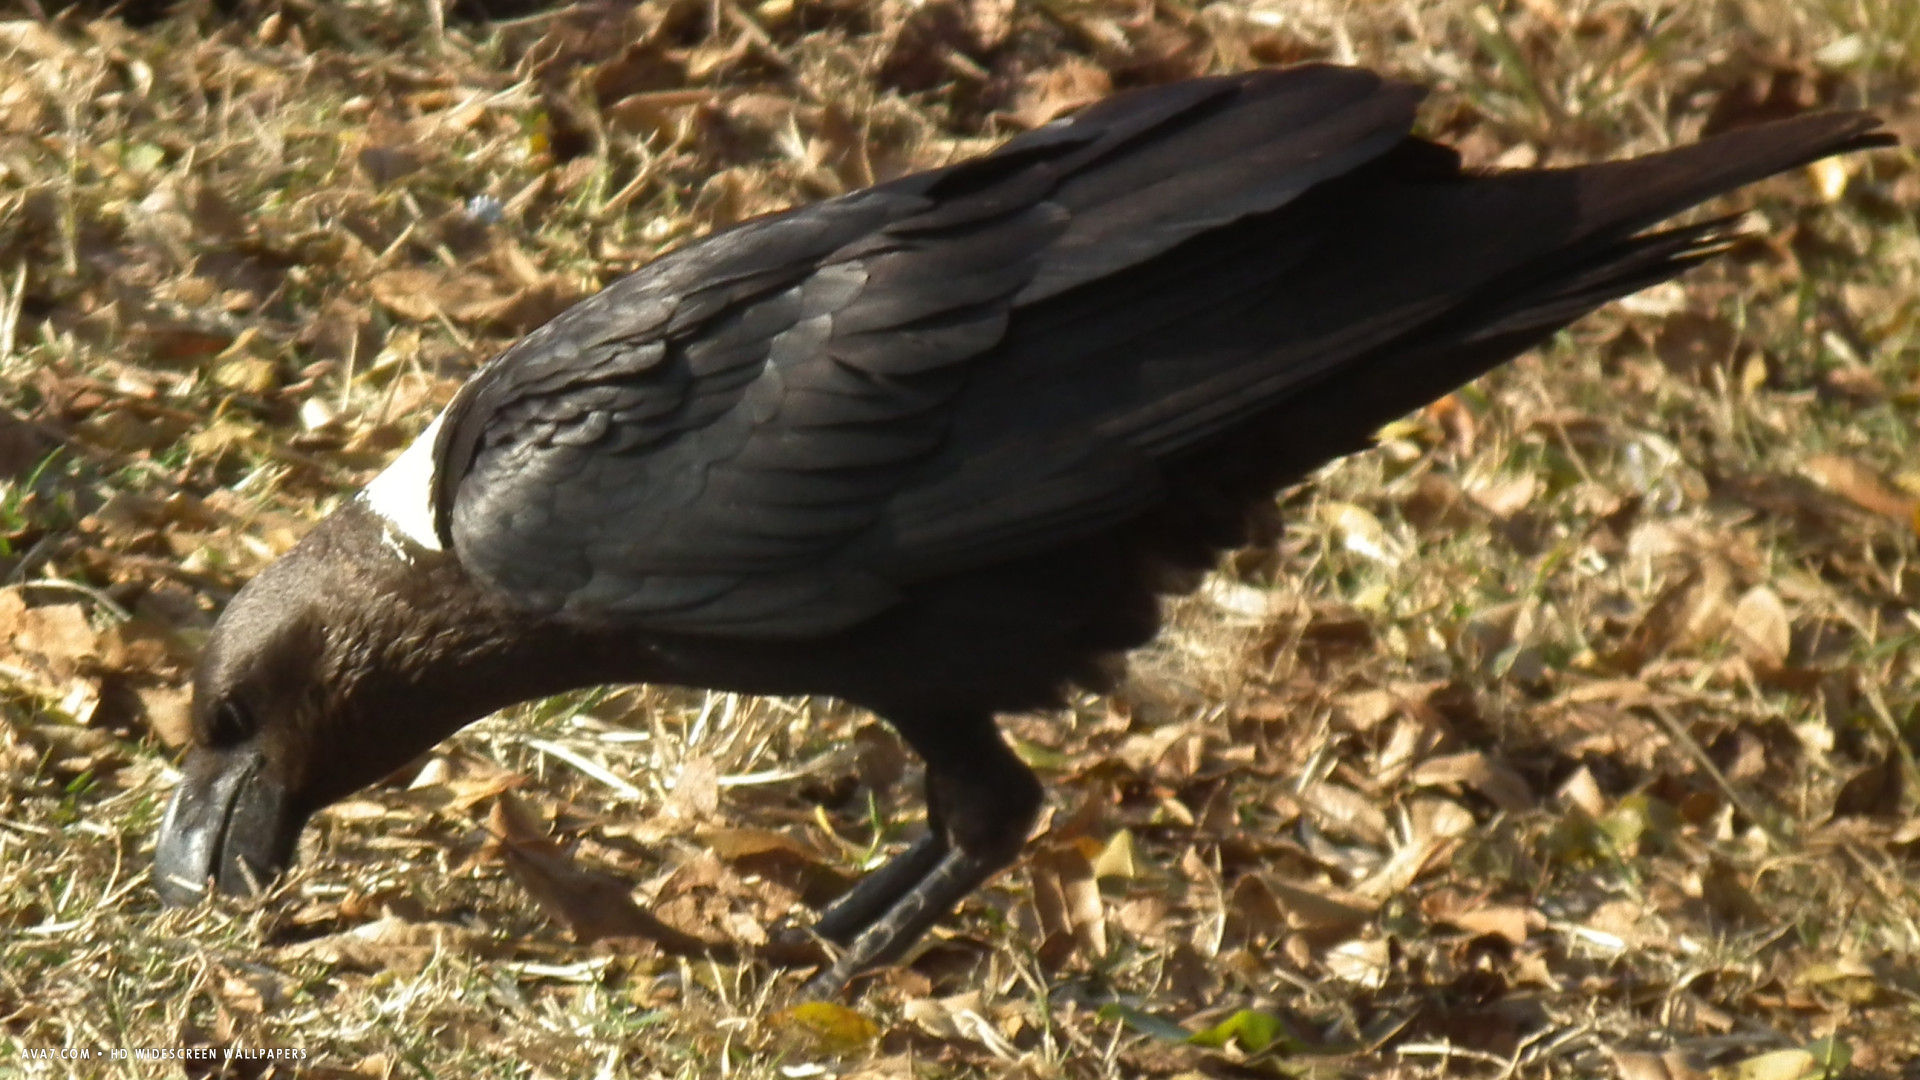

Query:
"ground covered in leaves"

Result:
[[1, 0, 1918, 1077]]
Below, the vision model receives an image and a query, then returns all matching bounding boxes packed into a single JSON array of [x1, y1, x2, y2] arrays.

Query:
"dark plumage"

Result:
[[153, 65, 1890, 992]]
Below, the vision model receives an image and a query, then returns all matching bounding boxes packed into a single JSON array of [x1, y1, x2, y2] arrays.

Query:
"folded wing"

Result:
[[430, 65, 1886, 637]]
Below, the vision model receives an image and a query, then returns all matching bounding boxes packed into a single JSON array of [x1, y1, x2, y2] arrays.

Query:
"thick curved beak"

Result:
[[154, 744, 305, 905]]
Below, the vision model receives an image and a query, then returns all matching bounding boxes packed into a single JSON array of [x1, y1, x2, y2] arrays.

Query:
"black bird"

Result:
[[153, 64, 1889, 991]]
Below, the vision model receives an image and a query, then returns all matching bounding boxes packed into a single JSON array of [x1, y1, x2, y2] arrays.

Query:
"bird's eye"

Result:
[[206, 699, 253, 747]]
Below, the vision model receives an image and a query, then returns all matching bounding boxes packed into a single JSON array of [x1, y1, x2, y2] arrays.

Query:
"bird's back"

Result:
[[420, 67, 1884, 705]]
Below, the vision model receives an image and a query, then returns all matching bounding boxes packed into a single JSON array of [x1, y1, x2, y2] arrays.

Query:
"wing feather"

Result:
[[431, 66, 1426, 634]]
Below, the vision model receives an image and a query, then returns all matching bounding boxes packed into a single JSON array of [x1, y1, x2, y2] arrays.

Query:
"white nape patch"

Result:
[[361, 411, 447, 552]]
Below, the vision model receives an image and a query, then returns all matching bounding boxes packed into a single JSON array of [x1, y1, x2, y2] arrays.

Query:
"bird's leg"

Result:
[[805, 716, 1042, 995], [765, 826, 941, 968], [812, 832, 948, 944]]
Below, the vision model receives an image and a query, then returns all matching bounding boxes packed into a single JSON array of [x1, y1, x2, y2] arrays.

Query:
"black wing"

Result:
[[432, 66, 1420, 634], [432, 61, 1884, 638]]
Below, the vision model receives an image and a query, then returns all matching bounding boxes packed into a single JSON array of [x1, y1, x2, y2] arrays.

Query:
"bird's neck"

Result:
[[303, 502, 665, 730]]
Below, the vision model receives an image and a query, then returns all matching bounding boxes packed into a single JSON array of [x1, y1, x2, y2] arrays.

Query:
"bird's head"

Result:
[[152, 501, 573, 905]]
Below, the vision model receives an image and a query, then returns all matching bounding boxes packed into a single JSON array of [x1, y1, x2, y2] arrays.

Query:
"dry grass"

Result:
[[1, 0, 1917, 1077]]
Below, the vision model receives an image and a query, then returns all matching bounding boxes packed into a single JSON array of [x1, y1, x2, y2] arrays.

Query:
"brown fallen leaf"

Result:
[[1029, 842, 1106, 960], [700, 825, 825, 863], [1556, 765, 1608, 817], [1300, 779, 1391, 845], [1728, 584, 1792, 670], [879, 0, 976, 94], [369, 267, 543, 328], [1261, 876, 1376, 935], [1321, 936, 1392, 989], [215, 965, 279, 1015], [466, 278, 583, 336], [966, 0, 1017, 51], [1794, 957, 1889, 1007], [663, 755, 720, 822], [1334, 687, 1400, 731], [1224, 872, 1287, 946], [901, 990, 989, 1040], [1803, 452, 1917, 526], [602, 87, 715, 140], [590, 38, 686, 105], [1615, 558, 1732, 669], [280, 915, 479, 974], [1830, 752, 1904, 821], [410, 756, 528, 811], [1004, 58, 1112, 129], [1821, 364, 1887, 403], [1358, 797, 1474, 898], [2, 591, 97, 682], [356, 140, 423, 186], [1613, 1049, 1710, 1080], [1426, 392, 1479, 450], [1408, 750, 1536, 813], [1654, 310, 1740, 378], [1467, 473, 1539, 518], [1440, 903, 1545, 946], [136, 683, 193, 748], [134, 321, 237, 367], [1109, 14, 1203, 83], [483, 796, 719, 954]]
